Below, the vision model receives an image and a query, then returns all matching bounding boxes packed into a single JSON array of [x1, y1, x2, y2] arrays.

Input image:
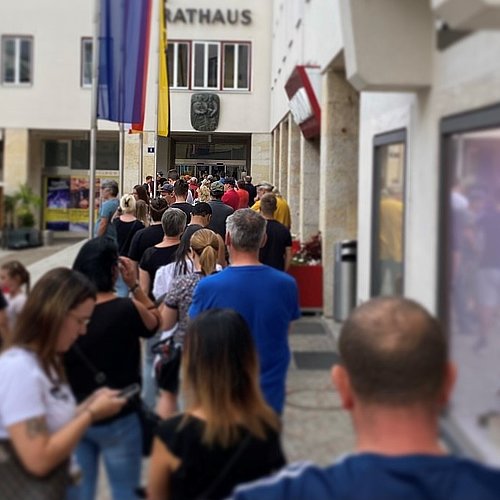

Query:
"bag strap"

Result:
[[197, 434, 252, 499], [71, 344, 107, 386]]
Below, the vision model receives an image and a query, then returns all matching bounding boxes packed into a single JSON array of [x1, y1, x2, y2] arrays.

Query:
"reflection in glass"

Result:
[[177, 43, 188, 87], [372, 142, 405, 296], [194, 44, 204, 87], [207, 44, 218, 88], [224, 45, 235, 88], [3, 39, 15, 83], [446, 127, 500, 460], [238, 44, 249, 89], [20, 39, 31, 83], [167, 44, 174, 86]]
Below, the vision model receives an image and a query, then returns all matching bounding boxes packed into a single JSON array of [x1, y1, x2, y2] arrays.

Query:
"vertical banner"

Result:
[[157, 0, 169, 137], [98, 0, 153, 124], [45, 177, 70, 231]]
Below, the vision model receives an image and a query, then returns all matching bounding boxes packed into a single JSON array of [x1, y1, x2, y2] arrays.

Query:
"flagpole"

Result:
[[153, 0, 161, 199], [89, 0, 100, 239], [119, 122, 125, 195], [139, 132, 143, 186]]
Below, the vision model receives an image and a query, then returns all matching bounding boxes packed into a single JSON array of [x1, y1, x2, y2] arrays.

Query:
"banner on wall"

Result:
[[45, 177, 70, 231]]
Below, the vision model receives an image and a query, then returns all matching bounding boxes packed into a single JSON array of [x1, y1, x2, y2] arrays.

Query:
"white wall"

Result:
[[0, 0, 116, 131], [357, 31, 500, 313], [166, 0, 273, 134], [269, 0, 343, 129]]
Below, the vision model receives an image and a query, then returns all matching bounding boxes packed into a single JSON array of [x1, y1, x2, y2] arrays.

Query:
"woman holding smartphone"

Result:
[[0, 268, 126, 499], [64, 236, 161, 500]]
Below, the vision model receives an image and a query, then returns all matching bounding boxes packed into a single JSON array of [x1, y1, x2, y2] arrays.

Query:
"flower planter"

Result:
[[288, 264, 323, 311]]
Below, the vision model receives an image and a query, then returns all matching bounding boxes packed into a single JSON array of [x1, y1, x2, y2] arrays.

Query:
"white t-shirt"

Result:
[[4, 292, 27, 331], [0, 347, 76, 439]]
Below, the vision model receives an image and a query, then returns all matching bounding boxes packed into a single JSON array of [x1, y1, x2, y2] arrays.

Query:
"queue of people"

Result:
[[1, 171, 500, 500]]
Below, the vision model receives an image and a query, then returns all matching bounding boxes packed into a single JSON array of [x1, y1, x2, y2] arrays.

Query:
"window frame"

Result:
[[222, 41, 251, 91], [191, 41, 221, 90], [1, 35, 33, 86], [168, 40, 190, 89], [80, 37, 93, 88], [370, 128, 407, 297], [438, 102, 500, 460], [43, 140, 71, 168]]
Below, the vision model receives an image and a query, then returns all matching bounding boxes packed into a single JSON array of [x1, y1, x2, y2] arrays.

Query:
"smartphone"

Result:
[[118, 383, 141, 400], [153, 292, 168, 308]]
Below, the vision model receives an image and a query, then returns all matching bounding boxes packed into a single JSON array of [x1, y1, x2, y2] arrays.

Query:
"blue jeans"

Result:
[[75, 412, 142, 500]]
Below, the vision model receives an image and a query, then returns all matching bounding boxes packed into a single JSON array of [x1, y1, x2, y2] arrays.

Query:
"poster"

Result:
[[45, 177, 70, 231]]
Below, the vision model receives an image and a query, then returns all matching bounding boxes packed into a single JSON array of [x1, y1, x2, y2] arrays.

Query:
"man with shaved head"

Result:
[[232, 297, 500, 500]]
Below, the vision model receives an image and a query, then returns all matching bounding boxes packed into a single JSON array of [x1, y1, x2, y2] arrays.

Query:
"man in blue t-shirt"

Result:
[[189, 209, 300, 415], [94, 179, 119, 239], [231, 297, 500, 500]]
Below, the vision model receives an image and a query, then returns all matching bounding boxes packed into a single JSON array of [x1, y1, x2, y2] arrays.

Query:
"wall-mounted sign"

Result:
[[166, 8, 252, 25], [147, 147, 155, 154], [285, 66, 322, 140]]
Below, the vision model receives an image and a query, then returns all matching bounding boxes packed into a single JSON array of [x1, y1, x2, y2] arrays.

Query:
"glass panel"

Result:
[[237, 44, 249, 89], [20, 39, 31, 83], [83, 40, 92, 86], [224, 44, 235, 88], [193, 43, 204, 87], [207, 44, 218, 88], [175, 142, 247, 160], [177, 43, 188, 87], [44, 141, 69, 167], [71, 140, 90, 169], [96, 140, 119, 170], [445, 127, 500, 456], [167, 44, 174, 86], [372, 142, 405, 296], [3, 39, 15, 83]]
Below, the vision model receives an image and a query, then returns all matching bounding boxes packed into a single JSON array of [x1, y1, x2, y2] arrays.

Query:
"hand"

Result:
[[118, 256, 137, 288], [86, 388, 127, 421]]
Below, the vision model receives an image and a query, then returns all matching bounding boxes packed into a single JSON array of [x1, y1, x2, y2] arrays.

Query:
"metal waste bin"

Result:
[[334, 240, 357, 322]]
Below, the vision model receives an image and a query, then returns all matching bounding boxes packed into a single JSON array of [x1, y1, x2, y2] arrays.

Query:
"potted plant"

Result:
[[5, 184, 42, 249], [288, 232, 323, 310]]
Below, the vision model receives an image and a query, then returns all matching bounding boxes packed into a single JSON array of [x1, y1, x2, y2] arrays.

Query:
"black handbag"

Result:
[[152, 335, 182, 390], [71, 344, 159, 457], [0, 440, 70, 500]]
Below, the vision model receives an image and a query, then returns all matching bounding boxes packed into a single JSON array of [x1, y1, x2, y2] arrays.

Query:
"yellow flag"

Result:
[[157, 1, 169, 137]]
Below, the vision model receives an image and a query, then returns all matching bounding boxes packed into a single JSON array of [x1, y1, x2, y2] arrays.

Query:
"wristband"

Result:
[[129, 282, 140, 294]]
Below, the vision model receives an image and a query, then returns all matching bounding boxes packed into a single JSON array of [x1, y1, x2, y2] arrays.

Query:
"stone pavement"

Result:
[[8, 240, 356, 497]]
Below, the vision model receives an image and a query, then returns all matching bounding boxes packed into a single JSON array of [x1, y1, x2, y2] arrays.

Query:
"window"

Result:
[[371, 130, 406, 296], [192, 42, 219, 89], [81, 38, 92, 87], [2, 36, 32, 85], [71, 139, 119, 170], [223, 43, 250, 90], [440, 104, 500, 461], [44, 141, 70, 167], [167, 41, 189, 88]]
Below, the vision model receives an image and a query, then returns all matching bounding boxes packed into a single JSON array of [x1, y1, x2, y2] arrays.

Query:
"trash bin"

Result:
[[42, 229, 53, 246], [334, 240, 357, 322]]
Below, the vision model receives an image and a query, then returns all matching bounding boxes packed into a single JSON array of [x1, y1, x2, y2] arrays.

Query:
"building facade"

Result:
[[0, 0, 273, 231], [269, 0, 500, 464]]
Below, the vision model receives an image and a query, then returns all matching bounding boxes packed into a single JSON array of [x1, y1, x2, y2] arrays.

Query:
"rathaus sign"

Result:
[[166, 8, 252, 25]]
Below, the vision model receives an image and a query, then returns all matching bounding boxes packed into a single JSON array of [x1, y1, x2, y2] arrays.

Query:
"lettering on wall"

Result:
[[166, 8, 252, 26]]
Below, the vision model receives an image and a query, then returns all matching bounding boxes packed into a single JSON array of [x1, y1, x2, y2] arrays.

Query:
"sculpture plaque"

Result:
[[191, 93, 220, 132]]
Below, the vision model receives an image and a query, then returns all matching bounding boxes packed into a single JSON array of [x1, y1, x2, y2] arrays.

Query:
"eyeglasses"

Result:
[[69, 312, 91, 326]]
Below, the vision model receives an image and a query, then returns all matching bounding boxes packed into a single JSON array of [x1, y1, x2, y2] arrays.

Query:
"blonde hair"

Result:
[[120, 194, 136, 214], [135, 199, 149, 227], [190, 229, 219, 276], [182, 309, 280, 447], [197, 184, 211, 202]]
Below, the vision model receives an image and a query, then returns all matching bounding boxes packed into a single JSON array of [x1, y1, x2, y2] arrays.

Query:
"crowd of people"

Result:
[[1, 170, 500, 499]]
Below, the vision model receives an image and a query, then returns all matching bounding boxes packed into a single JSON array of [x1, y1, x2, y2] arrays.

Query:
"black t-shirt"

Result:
[[171, 202, 193, 225], [64, 298, 155, 421], [139, 244, 179, 292], [156, 414, 286, 499], [244, 183, 257, 207], [113, 218, 145, 255], [259, 219, 292, 271], [128, 224, 165, 262], [207, 200, 234, 239]]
